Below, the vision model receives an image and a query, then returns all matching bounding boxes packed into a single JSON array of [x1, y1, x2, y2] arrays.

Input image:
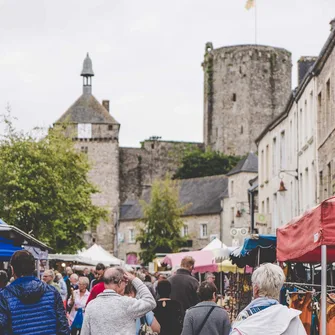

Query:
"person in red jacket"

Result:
[[86, 280, 104, 306]]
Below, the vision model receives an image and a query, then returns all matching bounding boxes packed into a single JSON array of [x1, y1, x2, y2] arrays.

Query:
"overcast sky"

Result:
[[1, 0, 334, 147]]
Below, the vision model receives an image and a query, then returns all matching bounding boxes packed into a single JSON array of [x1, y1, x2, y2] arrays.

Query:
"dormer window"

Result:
[[78, 124, 92, 139]]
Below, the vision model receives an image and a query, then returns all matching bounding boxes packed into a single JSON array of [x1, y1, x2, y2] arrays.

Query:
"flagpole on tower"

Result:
[[245, 0, 257, 44], [254, 0, 257, 44]]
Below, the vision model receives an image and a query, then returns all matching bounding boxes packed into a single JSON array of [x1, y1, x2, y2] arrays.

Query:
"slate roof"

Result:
[[226, 152, 258, 176], [120, 175, 228, 221], [55, 93, 119, 125]]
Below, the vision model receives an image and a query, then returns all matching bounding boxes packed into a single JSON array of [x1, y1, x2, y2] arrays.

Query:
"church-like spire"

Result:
[[81, 53, 94, 94]]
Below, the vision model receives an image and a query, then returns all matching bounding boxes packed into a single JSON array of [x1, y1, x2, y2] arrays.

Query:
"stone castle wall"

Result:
[[119, 140, 204, 203], [203, 44, 292, 156], [76, 139, 120, 252]]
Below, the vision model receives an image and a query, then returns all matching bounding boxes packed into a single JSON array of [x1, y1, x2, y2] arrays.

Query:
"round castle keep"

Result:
[[203, 44, 292, 156]]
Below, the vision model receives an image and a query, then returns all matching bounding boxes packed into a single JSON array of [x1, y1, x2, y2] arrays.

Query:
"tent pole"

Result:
[[321, 245, 327, 335], [220, 272, 223, 307], [330, 263, 334, 286], [257, 248, 260, 267], [36, 259, 40, 279], [220, 271, 223, 295], [310, 263, 314, 284]]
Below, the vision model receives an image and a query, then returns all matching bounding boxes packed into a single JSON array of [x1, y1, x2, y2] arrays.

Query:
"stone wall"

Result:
[[203, 44, 292, 156], [76, 139, 120, 252], [117, 213, 220, 261], [119, 140, 203, 203]]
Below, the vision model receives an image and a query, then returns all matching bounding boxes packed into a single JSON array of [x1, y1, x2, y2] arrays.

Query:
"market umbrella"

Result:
[[162, 250, 218, 273], [218, 259, 244, 274], [277, 196, 335, 335]]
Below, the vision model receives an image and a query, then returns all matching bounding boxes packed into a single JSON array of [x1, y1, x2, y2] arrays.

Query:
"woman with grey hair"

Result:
[[231, 263, 306, 335]]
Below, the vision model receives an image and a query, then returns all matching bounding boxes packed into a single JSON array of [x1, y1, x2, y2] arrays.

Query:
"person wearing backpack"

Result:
[[181, 281, 230, 335]]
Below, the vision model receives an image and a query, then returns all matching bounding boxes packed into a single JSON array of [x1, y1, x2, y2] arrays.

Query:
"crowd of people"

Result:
[[0, 250, 307, 334]]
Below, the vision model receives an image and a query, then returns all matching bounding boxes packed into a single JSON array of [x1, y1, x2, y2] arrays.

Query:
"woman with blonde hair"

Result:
[[68, 276, 90, 335]]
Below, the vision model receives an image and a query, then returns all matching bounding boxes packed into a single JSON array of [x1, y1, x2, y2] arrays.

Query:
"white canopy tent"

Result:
[[78, 244, 122, 266], [202, 238, 229, 262], [49, 244, 122, 266], [48, 253, 97, 265], [202, 238, 227, 251]]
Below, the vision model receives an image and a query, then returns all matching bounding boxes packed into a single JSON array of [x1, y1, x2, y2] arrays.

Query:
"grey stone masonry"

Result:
[[203, 44, 292, 156], [119, 140, 203, 203]]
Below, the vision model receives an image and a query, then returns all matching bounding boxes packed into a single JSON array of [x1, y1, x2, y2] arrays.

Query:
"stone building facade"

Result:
[[118, 175, 227, 262], [256, 19, 335, 232], [316, 19, 335, 203], [203, 44, 292, 156], [221, 153, 258, 246], [118, 214, 222, 263]]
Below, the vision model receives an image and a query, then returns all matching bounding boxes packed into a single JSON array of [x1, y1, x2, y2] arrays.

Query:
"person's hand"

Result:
[[124, 272, 135, 282]]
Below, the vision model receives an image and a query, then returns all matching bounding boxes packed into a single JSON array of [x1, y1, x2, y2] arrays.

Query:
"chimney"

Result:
[[102, 100, 110, 112], [297, 56, 317, 85], [330, 18, 335, 32]]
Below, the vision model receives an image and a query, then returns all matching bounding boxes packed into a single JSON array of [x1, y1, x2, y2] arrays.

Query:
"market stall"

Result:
[[277, 196, 335, 335], [162, 250, 218, 273], [0, 237, 22, 262], [230, 234, 277, 268], [0, 220, 51, 277], [50, 243, 122, 267], [78, 243, 122, 266]]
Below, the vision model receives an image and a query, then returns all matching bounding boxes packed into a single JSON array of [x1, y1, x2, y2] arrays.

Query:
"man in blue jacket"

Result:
[[0, 250, 70, 335]]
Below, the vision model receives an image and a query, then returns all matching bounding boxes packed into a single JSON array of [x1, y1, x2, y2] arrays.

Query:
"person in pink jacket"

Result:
[[231, 263, 306, 335]]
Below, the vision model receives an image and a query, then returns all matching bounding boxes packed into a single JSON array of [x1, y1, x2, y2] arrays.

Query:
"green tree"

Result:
[[0, 117, 107, 252], [173, 147, 241, 179], [136, 177, 188, 264]]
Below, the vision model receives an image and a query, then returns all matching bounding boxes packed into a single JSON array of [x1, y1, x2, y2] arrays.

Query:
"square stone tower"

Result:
[[55, 53, 120, 251]]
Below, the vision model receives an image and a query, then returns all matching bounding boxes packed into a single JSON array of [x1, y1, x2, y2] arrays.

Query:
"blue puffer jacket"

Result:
[[0, 276, 70, 335]]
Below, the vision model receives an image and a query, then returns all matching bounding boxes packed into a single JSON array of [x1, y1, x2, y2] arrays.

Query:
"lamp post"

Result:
[[248, 184, 258, 234]]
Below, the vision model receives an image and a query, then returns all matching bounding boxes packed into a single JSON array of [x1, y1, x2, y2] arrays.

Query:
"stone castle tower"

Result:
[[55, 54, 120, 251], [203, 43, 292, 156]]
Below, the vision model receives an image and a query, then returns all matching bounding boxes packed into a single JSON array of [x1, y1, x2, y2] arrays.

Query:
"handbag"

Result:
[[195, 306, 215, 335], [139, 315, 158, 335], [71, 308, 84, 330]]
